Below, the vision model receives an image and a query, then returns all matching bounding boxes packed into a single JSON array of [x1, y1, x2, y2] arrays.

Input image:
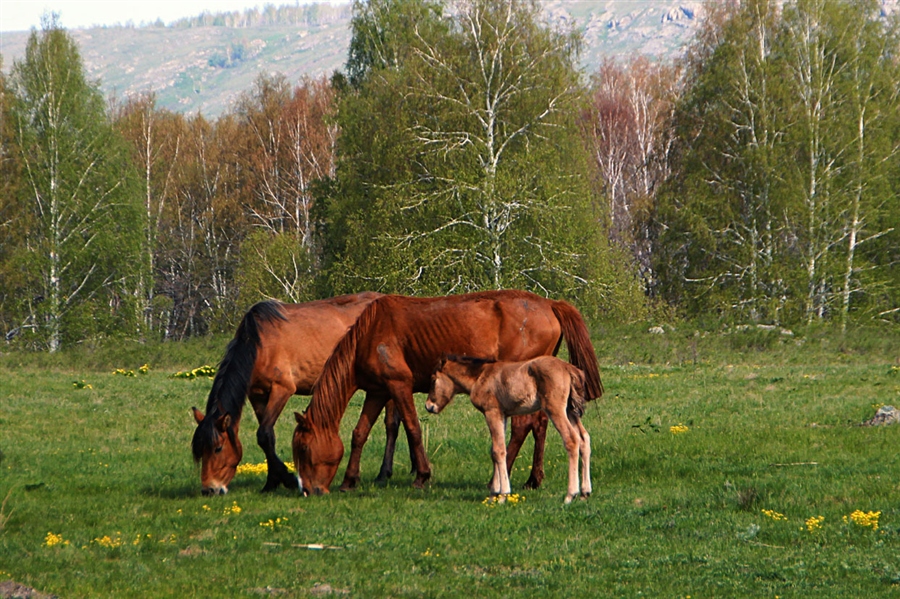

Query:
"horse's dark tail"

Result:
[[307, 296, 381, 429], [191, 300, 286, 461], [551, 301, 603, 401]]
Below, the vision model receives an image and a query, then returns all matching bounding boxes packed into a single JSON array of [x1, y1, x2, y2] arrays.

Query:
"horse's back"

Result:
[[361, 292, 562, 388], [252, 293, 381, 395]]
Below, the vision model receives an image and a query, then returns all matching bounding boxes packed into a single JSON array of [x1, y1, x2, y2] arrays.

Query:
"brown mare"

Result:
[[426, 355, 592, 504], [190, 292, 408, 495], [291, 290, 602, 496]]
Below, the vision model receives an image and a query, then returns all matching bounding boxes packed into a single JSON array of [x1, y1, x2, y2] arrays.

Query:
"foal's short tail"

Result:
[[551, 300, 603, 401], [566, 364, 587, 420]]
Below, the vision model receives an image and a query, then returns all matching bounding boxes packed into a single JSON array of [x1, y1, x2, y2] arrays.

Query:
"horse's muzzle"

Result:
[[201, 485, 228, 496]]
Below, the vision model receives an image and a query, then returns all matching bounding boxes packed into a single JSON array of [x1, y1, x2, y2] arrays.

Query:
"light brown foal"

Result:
[[426, 355, 592, 504]]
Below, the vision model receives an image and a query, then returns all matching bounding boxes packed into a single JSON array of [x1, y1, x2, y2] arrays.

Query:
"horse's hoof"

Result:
[[339, 476, 359, 492], [523, 476, 542, 490], [564, 494, 575, 504]]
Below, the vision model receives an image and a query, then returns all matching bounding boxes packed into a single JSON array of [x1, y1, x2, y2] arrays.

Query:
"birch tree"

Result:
[[10, 16, 143, 350], [325, 0, 631, 314]]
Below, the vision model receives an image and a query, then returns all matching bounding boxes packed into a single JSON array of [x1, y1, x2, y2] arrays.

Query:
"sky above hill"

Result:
[[0, 0, 344, 32]]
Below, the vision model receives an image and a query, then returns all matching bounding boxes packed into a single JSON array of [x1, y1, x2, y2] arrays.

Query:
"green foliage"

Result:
[[655, 0, 900, 325], [5, 15, 145, 350], [1, 330, 899, 596], [324, 0, 645, 319]]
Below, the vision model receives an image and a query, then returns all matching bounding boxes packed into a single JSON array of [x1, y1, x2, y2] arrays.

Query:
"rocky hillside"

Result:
[[1, 0, 896, 116]]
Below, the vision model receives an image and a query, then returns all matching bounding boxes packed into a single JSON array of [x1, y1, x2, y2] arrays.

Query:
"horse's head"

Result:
[[425, 367, 457, 414], [292, 411, 344, 496], [191, 407, 243, 496]]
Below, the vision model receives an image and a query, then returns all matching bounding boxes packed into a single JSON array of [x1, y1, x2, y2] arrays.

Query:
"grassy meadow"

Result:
[[0, 324, 899, 597]]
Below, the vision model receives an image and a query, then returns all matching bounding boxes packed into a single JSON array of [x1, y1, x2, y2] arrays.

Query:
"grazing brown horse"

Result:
[[190, 292, 401, 495], [292, 290, 602, 496], [426, 355, 592, 504]]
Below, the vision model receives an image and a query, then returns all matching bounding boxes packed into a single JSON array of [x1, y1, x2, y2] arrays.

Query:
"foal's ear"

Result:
[[294, 411, 309, 431], [191, 407, 204, 425]]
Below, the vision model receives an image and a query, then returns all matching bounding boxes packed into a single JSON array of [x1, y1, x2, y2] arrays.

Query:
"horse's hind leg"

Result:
[[341, 392, 387, 491], [375, 399, 401, 483], [522, 413, 548, 490]]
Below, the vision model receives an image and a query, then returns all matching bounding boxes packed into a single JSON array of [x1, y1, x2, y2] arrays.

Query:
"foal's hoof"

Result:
[[260, 480, 279, 493]]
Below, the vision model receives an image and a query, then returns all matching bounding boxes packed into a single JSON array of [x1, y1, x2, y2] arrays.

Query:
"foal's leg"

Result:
[[574, 418, 592, 498], [545, 404, 582, 504], [484, 410, 511, 498], [340, 393, 387, 491]]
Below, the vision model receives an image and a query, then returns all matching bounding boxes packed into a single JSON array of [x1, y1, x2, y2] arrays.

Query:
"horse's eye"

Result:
[[214, 446, 223, 454]]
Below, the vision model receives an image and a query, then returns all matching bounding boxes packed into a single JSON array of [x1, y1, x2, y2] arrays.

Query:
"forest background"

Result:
[[1, 0, 899, 352]]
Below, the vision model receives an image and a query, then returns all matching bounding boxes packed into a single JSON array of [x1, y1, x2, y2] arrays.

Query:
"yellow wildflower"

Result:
[[670, 424, 689, 435], [44, 532, 69, 547], [804, 515, 825, 533], [93, 534, 123, 548], [843, 510, 880, 530], [761, 509, 787, 521], [224, 501, 242, 515]]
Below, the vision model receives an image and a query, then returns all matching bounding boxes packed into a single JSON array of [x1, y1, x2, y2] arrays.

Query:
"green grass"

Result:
[[1, 326, 899, 597]]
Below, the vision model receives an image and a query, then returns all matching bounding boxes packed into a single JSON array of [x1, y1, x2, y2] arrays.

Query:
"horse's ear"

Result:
[[215, 413, 232, 432], [294, 411, 309, 431], [192, 407, 204, 425]]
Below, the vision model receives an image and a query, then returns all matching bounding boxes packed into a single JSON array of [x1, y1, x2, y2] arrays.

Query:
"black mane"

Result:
[[191, 300, 286, 460]]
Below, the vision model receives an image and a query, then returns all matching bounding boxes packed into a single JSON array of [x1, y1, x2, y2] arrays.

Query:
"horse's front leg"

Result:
[[252, 386, 298, 492], [341, 393, 387, 491], [386, 381, 431, 488]]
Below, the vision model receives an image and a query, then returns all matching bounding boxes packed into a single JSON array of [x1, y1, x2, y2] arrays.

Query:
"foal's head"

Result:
[[191, 407, 243, 496], [425, 355, 493, 414]]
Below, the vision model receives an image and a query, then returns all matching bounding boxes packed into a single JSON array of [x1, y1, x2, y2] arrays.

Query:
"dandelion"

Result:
[[44, 532, 69, 547], [422, 548, 440, 557], [843, 510, 880, 530], [93, 534, 123, 548], [482, 494, 524, 507], [761, 509, 788, 522], [112, 368, 136, 377], [224, 501, 242, 515], [72, 380, 92, 389], [201, 505, 211, 511], [172, 365, 217, 380], [804, 515, 825, 533], [259, 517, 289, 528], [237, 462, 295, 475], [670, 424, 689, 435], [138, 363, 150, 375]]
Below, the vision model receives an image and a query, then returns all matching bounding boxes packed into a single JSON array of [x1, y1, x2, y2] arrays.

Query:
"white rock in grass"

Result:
[[863, 405, 900, 426]]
